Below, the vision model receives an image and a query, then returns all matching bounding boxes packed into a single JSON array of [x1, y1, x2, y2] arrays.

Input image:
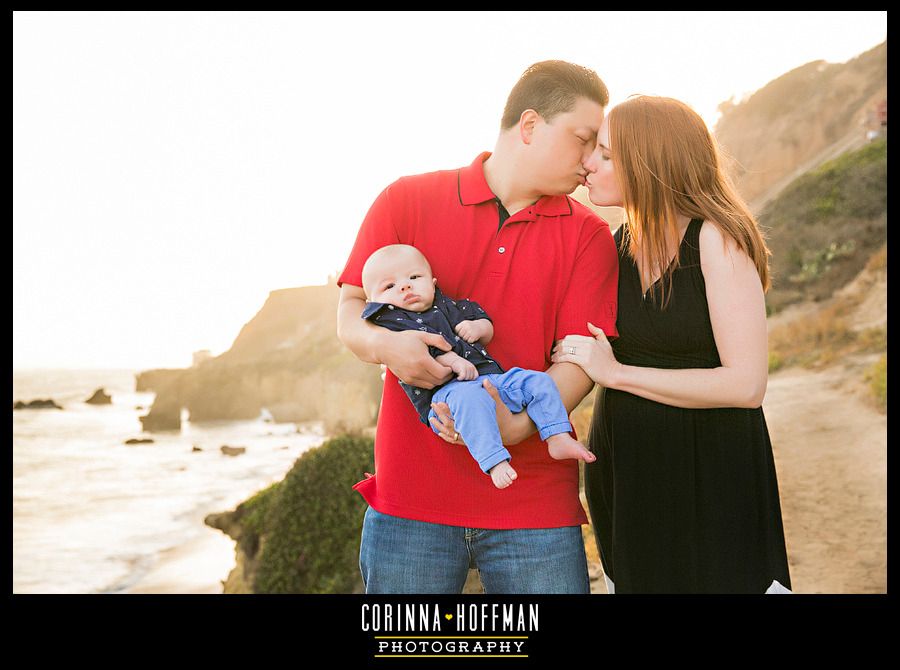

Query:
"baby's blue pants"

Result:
[[427, 367, 572, 474]]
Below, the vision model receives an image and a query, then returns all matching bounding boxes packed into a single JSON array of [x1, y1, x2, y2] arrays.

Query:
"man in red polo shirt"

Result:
[[336, 60, 618, 593]]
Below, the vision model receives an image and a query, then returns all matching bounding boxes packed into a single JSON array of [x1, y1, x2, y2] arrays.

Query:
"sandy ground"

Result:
[[760, 361, 887, 593], [121, 530, 235, 594], [766, 254, 888, 593]]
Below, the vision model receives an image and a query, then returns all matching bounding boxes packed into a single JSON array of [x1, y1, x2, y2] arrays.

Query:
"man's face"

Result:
[[367, 252, 437, 312], [527, 96, 604, 195], [584, 116, 623, 207]]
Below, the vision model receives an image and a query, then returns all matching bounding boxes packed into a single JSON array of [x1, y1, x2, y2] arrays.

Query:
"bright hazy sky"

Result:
[[13, 11, 887, 370]]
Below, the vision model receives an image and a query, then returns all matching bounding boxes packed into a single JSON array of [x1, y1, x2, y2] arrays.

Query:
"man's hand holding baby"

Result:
[[376, 329, 455, 389], [454, 319, 493, 344]]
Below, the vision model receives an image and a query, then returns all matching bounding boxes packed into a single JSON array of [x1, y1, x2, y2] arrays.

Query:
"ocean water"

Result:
[[12, 368, 326, 594]]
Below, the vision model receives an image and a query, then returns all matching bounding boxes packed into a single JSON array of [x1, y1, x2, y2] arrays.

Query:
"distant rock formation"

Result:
[[138, 369, 187, 431], [124, 438, 154, 445], [13, 398, 63, 410], [85, 388, 112, 405], [135, 368, 184, 392], [139, 401, 182, 432], [136, 281, 383, 434]]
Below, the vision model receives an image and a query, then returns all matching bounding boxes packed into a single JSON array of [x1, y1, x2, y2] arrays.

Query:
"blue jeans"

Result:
[[359, 506, 590, 594], [427, 367, 573, 473]]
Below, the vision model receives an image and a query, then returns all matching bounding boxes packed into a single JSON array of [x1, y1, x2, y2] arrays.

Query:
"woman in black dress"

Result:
[[551, 95, 792, 593]]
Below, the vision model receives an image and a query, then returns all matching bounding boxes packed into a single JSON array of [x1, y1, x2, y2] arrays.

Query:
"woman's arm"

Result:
[[552, 222, 769, 409]]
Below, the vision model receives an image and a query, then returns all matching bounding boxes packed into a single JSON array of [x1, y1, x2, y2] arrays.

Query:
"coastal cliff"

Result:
[[137, 281, 383, 433], [715, 41, 886, 208]]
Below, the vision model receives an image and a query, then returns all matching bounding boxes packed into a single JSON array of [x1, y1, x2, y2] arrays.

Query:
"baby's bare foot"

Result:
[[489, 460, 518, 489], [547, 433, 596, 463]]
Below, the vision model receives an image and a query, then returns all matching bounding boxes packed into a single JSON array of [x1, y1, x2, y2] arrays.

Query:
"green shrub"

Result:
[[237, 481, 283, 558], [759, 139, 886, 311], [251, 433, 375, 593], [789, 240, 857, 283]]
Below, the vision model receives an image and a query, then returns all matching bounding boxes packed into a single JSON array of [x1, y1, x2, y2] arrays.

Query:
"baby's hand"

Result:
[[454, 320, 483, 343], [450, 357, 479, 381]]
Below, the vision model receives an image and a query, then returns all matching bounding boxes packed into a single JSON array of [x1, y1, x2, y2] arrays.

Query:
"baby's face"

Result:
[[367, 253, 437, 312]]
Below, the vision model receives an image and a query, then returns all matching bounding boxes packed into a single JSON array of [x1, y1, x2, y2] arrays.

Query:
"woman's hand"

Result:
[[429, 379, 534, 447], [550, 322, 622, 388]]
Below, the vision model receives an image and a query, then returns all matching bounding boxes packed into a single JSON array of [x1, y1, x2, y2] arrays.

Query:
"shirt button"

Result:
[[498, 246, 506, 254]]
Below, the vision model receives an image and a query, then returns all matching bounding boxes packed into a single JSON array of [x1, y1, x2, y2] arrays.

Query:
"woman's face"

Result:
[[584, 117, 623, 207]]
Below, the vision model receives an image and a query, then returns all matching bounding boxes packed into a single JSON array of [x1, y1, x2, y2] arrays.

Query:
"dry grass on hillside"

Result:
[[768, 244, 886, 376]]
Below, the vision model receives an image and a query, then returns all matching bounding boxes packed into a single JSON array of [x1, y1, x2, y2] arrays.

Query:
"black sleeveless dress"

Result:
[[584, 219, 792, 593]]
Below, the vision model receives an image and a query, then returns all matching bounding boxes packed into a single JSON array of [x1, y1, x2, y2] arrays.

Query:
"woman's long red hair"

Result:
[[609, 95, 771, 308]]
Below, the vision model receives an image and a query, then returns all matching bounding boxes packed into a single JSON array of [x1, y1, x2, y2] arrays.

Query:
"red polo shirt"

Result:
[[338, 152, 619, 529]]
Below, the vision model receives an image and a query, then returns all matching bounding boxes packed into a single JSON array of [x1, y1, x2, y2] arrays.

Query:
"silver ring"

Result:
[[568, 346, 577, 355]]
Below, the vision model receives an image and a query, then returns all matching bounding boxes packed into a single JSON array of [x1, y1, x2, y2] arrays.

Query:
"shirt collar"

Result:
[[457, 152, 574, 219], [458, 152, 496, 205], [360, 301, 391, 320], [361, 286, 446, 320]]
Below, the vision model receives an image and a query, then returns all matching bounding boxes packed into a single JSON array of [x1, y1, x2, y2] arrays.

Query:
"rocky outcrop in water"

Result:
[[85, 388, 112, 405], [13, 398, 63, 410]]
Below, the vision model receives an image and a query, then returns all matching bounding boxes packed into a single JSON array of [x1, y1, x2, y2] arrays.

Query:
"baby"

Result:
[[360, 243, 595, 489]]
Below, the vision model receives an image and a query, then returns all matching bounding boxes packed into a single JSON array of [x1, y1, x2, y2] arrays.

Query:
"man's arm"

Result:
[[337, 283, 455, 389], [490, 361, 593, 444], [336, 283, 384, 364], [432, 360, 594, 446], [544, 361, 596, 414]]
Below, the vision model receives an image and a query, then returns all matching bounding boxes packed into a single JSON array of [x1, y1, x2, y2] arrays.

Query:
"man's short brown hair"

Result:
[[500, 60, 609, 130]]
